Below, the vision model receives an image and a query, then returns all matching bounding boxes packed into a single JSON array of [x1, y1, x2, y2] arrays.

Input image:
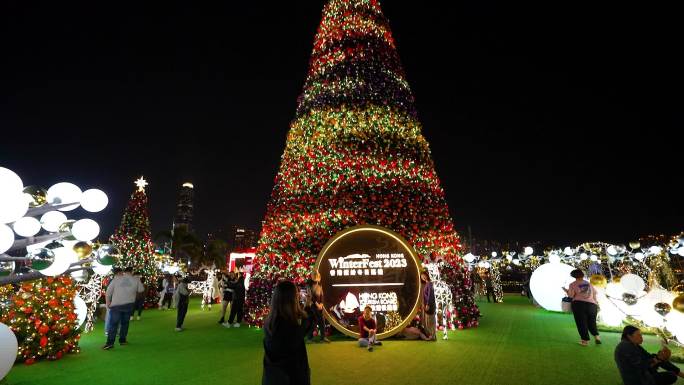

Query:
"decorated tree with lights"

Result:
[[110, 177, 158, 283], [0, 276, 80, 364], [246, 0, 479, 327]]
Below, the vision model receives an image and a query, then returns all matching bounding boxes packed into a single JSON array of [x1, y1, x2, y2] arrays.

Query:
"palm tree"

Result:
[[206, 239, 228, 269]]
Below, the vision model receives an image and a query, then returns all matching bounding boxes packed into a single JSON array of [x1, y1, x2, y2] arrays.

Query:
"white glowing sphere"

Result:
[[0, 322, 18, 380], [71, 219, 99, 241], [548, 254, 561, 264], [666, 312, 684, 343], [463, 253, 475, 263], [46, 182, 82, 211], [39, 247, 75, 277], [563, 247, 574, 256], [0, 190, 29, 225], [529, 262, 575, 312], [524, 247, 534, 256], [483, 261, 491, 269], [71, 268, 89, 282], [605, 282, 624, 299], [0, 225, 14, 254], [648, 246, 662, 255], [80, 189, 108, 213], [92, 261, 112, 276], [621, 274, 645, 293], [512, 259, 521, 266], [634, 252, 645, 261], [607, 246, 618, 256], [491, 252, 498, 258], [40, 211, 67, 233], [580, 253, 588, 260], [0, 167, 23, 194], [73, 295, 88, 329], [506, 254, 513, 261], [12, 217, 41, 237], [590, 254, 598, 262], [640, 306, 665, 329], [596, 289, 626, 327]]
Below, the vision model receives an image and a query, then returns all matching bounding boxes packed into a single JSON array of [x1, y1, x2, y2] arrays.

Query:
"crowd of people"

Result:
[[100, 265, 682, 385]]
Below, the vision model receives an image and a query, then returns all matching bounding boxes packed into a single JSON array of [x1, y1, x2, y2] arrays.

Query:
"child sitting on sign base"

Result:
[[358, 305, 382, 352]]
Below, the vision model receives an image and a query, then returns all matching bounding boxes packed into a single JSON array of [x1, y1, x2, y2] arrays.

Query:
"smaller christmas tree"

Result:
[[110, 177, 159, 293], [0, 276, 80, 364]]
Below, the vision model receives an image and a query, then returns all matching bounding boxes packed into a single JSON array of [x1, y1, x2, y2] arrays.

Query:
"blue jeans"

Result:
[[104, 308, 111, 334], [106, 303, 134, 345]]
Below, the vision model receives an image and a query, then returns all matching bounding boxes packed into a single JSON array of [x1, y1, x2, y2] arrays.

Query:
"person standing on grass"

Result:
[[162, 275, 176, 310], [563, 269, 601, 346], [358, 305, 382, 351], [484, 271, 495, 303], [175, 277, 191, 331], [262, 280, 310, 385], [158, 274, 169, 309], [306, 273, 330, 343], [104, 268, 123, 336], [226, 272, 245, 327], [219, 271, 236, 325], [103, 266, 144, 350], [131, 271, 145, 321], [615, 325, 683, 385], [420, 270, 437, 341]]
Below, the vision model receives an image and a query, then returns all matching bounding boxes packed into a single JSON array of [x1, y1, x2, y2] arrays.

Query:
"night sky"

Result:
[[1, 1, 681, 246]]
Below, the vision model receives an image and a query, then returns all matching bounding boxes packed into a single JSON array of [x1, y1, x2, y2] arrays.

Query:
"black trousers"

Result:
[[162, 293, 173, 309], [134, 298, 144, 316], [176, 296, 189, 328], [654, 372, 678, 385], [229, 300, 244, 323], [571, 301, 599, 341], [307, 307, 325, 340], [486, 286, 494, 303]]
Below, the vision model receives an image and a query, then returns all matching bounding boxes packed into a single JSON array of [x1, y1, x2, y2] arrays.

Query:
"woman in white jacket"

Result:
[[158, 275, 169, 309]]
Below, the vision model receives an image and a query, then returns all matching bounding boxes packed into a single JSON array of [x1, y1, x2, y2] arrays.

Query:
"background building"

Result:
[[173, 182, 194, 232]]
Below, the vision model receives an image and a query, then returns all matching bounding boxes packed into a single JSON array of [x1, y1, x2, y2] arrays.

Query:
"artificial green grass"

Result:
[[3, 296, 671, 385]]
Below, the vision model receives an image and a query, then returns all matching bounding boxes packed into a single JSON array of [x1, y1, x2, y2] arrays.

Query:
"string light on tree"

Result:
[[110, 177, 160, 303], [245, 0, 478, 329]]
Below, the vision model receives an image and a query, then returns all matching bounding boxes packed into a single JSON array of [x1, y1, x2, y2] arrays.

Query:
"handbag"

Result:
[[561, 297, 573, 313]]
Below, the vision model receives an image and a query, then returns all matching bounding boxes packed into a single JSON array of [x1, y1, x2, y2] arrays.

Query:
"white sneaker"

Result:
[[232, 323, 240, 328], [136, 316, 140, 321], [222, 322, 231, 328], [175, 327, 182, 332]]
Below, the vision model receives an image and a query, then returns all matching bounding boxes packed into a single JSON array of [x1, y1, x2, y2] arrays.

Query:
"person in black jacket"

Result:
[[615, 325, 683, 385], [262, 280, 310, 385], [420, 270, 437, 341], [226, 273, 246, 327]]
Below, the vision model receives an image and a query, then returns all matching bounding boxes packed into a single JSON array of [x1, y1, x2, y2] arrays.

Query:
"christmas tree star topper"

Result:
[[135, 176, 148, 192]]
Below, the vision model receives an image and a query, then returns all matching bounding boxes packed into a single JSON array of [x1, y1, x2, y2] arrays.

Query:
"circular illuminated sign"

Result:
[[314, 225, 422, 339]]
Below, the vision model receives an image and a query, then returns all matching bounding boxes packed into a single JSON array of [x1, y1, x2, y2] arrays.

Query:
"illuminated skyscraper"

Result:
[[173, 182, 194, 232]]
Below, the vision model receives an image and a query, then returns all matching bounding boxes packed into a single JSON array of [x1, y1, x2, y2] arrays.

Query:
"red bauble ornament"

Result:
[[40, 336, 48, 347]]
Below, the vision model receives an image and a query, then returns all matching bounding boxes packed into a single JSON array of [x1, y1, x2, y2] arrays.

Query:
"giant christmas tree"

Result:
[[110, 177, 158, 281], [246, 0, 479, 327]]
